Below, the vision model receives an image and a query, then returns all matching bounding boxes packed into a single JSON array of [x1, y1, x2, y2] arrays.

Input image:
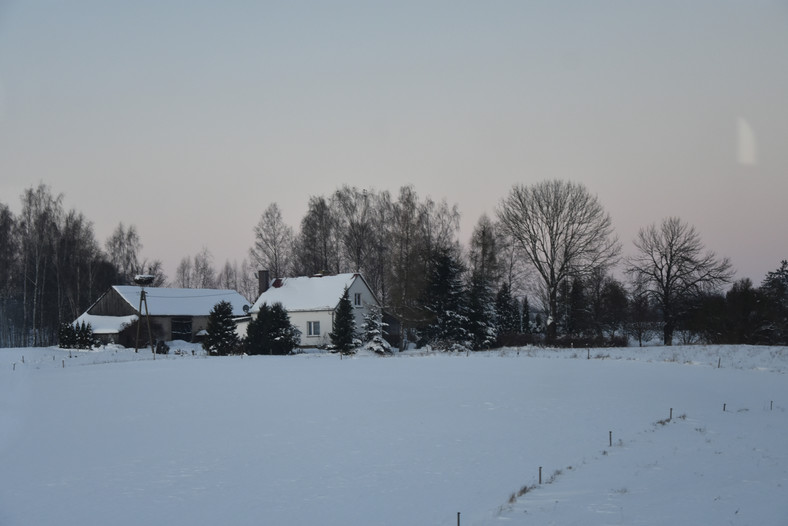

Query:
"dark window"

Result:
[[171, 318, 193, 342]]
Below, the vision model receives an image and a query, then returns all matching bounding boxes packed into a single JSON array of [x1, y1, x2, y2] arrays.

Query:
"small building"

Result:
[[250, 272, 380, 347], [75, 286, 250, 346]]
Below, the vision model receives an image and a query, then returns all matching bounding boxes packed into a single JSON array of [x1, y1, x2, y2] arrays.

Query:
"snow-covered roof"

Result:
[[112, 286, 250, 317], [74, 313, 138, 335], [251, 273, 362, 313]]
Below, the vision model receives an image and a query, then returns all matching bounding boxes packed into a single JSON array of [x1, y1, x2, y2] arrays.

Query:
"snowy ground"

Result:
[[1, 344, 786, 525]]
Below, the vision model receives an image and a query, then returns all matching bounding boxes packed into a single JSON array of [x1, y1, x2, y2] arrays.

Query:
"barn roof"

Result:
[[112, 286, 250, 317]]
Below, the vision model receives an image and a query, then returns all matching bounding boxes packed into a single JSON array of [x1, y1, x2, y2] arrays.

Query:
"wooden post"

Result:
[[62, 360, 65, 368], [717, 357, 721, 369], [12, 363, 15, 371], [587, 348, 590, 360], [723, 403, 726, 412], [609, 431, 612, 447], [539, 466, 542, 484], [770, 401, 773, 411], [670, 408, 673, 420], [21, 355, 24, 364], [457, 511, 460, 526]]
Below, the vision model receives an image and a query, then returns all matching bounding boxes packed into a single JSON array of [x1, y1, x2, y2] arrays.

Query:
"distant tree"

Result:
[[723, 278, 770, 344], [626, 277, 658, 347], [468, 214, 501, 288], [330, 288, 357, 354], [467, 272, 497, 350], [498, 180, 620, 341], [192, 247, 216, 288], [627, 217, 733, 345], [250, 203, 294, 279], [245, 302, 300, 355], [495, 282, 520, 339], [0, 203, 16, 298], [293, 196, 340, 276], [759, 261, 788, 344], [105, 222, 141, 284], [203, 301, 239, 356], [521, 296, 531, 333], [174, 256, 193, 288]]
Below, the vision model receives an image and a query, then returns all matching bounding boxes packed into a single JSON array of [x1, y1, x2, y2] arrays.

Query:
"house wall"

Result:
[[347, 277, 379, 331], [289, 310, 334, 347]]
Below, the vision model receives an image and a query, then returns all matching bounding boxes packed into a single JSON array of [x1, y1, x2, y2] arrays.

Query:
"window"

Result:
[[354, 293, 362, 307], [171, 318, 193, 342], [307, 321, 320, 337]]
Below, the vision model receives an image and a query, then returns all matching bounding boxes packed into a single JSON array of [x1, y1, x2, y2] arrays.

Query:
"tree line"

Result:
[[1, 181, 786, 348]]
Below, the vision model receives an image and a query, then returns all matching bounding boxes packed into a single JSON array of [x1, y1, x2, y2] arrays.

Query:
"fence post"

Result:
[[539, 466, 542, 484], [669, 408, 673, 420], [723, 403, 726, 412], [457, 511, 460, 526], [609, 431, 612, 447]]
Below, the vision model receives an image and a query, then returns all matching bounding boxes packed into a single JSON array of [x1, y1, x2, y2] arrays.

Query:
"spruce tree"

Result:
[[203, 301, 239, 356], [246, 302, 300, 355], [423, 247, 469, 351], [362, 303, 391, 354], [467, 273, 497, 350], [330, 288, 357, 354]]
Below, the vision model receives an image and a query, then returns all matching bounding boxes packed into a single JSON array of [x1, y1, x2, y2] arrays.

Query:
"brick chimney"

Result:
[[257, 269, 270, 296]]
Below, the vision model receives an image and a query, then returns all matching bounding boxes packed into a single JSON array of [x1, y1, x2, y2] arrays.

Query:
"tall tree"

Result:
[[760, 260, 788, 344], [498, 180, 620, 340], [105, 222, 141, 284], [192, 247, 216, 288], [249, 203, 293, 279], [423, 246, 469, 351], [627, 217, 733, 345], [174, 256, 193, 288], [18, 184, 63, 344], [293, 196, 340, 276], [330, 287, 357, 354]]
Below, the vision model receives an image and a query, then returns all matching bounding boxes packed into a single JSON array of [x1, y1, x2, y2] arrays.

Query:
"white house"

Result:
[[250, 273, 380, 347]]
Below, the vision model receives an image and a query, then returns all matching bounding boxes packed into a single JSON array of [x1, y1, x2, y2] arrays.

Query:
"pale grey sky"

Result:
[[1, 1, 786, 282]]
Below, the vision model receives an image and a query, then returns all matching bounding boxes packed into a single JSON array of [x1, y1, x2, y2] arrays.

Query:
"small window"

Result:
[[307, 321, 320, 337], [354, 293, 362, 307]]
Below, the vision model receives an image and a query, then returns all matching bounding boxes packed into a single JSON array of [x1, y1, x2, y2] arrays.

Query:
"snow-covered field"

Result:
[[1, 344, 786, 525]]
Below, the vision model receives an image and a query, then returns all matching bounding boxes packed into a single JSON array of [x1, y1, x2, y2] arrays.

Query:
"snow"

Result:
[[0, 344, 786, 526], [112, 286, 250, 317], [251, 273, 358, 313]]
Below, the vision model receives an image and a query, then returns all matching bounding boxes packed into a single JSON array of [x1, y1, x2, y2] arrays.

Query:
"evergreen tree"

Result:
[[245, 302, 300, 355], [203, 301, 239, 356], [760, 260, 788, 344], [361, 303, 391, 354], [495, 282, 520, 337], [330, 287, 357, 354], [521, 295, 531, 334], [423, 247, 469, 350], [467, 273, 497, 350]]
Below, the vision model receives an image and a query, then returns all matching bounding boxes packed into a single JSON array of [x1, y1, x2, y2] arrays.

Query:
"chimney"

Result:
[[258, 269, 270, 296]]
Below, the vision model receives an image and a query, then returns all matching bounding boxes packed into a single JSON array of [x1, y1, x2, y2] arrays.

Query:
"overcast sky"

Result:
[[1, 1, 786, 283]]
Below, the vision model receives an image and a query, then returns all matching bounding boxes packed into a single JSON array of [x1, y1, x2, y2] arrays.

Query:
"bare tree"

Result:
[[627, 217, 733, 346], [249, 203, 293, 279], [192, 247, 216, 289], [105, 222, 141, 284], [497, 180, 620, 340], [174, 256, 193, 288]]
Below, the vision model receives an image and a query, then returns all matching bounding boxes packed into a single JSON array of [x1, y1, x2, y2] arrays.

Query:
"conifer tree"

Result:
[[330, 287, 357, 354], [467, 273, 497, 350], [361, 303, 391, 354], [203, 301, 239, 356], [423, 247, 469, 350], [245, 302, 300, 355]]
